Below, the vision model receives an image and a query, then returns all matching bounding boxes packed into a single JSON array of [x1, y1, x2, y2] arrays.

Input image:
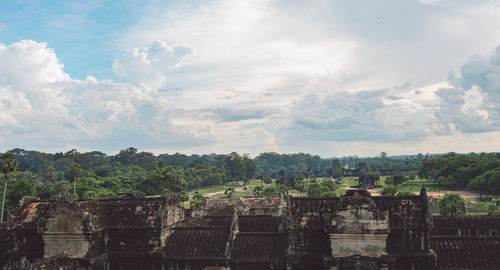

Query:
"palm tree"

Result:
[[70, 163, 80, 197], [191, 192, 204, 209], [0, 152, 18, 222], [438, 193, 467, 216]]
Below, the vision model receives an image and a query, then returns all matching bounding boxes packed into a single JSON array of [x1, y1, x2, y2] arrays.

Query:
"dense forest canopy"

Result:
[[1, 148, 500, 216], [419, 152, 500, 195]]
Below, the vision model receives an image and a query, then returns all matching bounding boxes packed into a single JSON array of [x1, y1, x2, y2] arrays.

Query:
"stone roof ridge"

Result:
[[21, 195, 176, 204], [173, 206, 235, 229], [430, 235, 500, 269], [231, 231, 287, 263], [204, 205, 236, 217], [433, 215, 500, 230], [77, 196, 175, 202], [224, 204, 239, 259]]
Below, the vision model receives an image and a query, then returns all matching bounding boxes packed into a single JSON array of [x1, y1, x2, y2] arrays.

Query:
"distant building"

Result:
[[356, 170, 381, 188]]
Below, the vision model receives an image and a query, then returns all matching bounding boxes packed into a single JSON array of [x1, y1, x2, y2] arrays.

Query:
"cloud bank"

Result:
[[1, 0, 500, 156], [0, 40, 206, 152]]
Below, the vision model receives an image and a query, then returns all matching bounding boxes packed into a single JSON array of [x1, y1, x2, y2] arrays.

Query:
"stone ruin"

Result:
[[1, 187, 499, 269]]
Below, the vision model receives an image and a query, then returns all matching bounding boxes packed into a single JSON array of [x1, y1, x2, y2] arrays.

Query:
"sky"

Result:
[[1, 0, 500, 157]]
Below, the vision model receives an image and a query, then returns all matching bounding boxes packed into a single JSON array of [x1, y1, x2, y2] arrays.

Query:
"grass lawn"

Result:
[[187, 178, 277, 197], [469, 202, 488, 210], [335, 187, 347, 195], [186, 186, 226, 196], [213, 191, 251, 198]]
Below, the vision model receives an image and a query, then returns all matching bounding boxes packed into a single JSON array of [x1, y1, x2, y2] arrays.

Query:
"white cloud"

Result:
[[419, 0, 442, 5], [112, 40, 194, 89], [279, 88, 432, 145], [0, 40, 205, 152], [0, 40, 68, 87], [3, 0, 500, 157], [121, 0, 357, 99], [116, 0, 500, 111], [430, 45, 500, 134]]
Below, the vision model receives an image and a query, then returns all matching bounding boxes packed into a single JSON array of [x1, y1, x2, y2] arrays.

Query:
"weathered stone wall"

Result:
[[4, 191, 481, 270], [3, 193, 184, 270], [0, 223, 14, 269], [41, 193, 99, 259], [284, 189, 435, 269]]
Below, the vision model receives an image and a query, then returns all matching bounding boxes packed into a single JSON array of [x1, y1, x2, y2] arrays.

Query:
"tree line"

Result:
[[419, 152, 500, 195], [0, 148, 256, 216], [2, 148, 499, 218]]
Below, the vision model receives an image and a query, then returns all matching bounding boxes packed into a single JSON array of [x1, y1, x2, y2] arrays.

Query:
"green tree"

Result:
[[295, 180, 306, 194], [253, 186, 263, 195], [391, 174, 408, 186], [6, 172, 36, 212], [243, 154, 257, 179], [307, 182, 322, 197], [321, 188, 336, 197], [263, 175, 272, 185], [279, 167, 286, 178], [322, 178, 336, 192], [438, 193, 467, 216], [45, 167, 57, 182], [380, 185, 398, 196], [263, 186, 279, 196], [160, 188, 172, 197], [1, 152, 18, 222], [487, 198, 500, 215], [53, 180, 72, 197], [179, 191, 189, 203], [408, 171, 417, 180], [224, 152, 246, 181], [333, 168, 342, 179], [191, 192, 204, 208], [138, 166, 187, 195], [70, 163, 80, 197], [97, 188, 115, 198], [278, 185, 288, 196], [44, 167, 57, 198], [83, 190, 99, 199], [468, 176, 488, 200]]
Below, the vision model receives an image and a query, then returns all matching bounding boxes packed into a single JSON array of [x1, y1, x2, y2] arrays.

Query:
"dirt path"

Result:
[[426, 190, 481, 203], [342, 185, 481, 203], [203, 186, 250, 197]]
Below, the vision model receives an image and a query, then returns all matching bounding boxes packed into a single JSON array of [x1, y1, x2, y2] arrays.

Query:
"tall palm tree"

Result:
[[70, 163, 80, 197], [0, 152, 18, 222]]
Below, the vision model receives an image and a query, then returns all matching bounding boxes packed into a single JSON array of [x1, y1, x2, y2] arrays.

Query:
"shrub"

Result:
[[380, 185, 398, 196]]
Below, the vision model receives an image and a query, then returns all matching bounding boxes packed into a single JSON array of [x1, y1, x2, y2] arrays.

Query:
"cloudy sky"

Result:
[[1, 0, 500, 157]]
